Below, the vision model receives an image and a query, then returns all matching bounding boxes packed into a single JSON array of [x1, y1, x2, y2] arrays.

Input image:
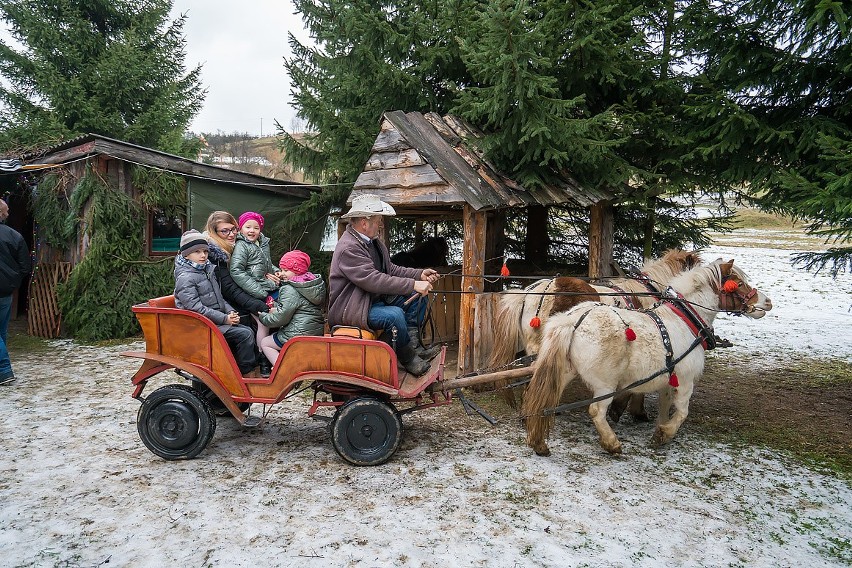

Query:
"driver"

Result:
[[328, 194, 440, 375]]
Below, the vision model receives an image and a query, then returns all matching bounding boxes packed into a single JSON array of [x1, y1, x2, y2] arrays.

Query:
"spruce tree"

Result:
[[690, 0, 851, 274], [0, 0, 204, 153]]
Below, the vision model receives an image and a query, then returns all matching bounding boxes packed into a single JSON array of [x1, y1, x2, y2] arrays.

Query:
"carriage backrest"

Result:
[[148, 295, 176, 308]]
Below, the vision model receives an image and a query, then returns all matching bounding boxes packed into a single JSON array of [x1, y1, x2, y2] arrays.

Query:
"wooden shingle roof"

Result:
[[352, 111, 613, 212]]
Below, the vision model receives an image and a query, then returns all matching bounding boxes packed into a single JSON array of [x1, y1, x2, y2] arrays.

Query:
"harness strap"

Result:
[[607, 284, 636, 309], [662, 287, 716, 350], [645, 310, 676, 377]]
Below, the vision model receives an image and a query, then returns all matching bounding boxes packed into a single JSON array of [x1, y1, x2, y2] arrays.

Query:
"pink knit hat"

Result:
[[279, 250, 311, 275], [238, 211, 264, 230]]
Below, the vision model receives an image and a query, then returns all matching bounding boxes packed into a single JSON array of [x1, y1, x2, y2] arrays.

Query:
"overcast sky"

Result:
[[171, 0, 312, 136]]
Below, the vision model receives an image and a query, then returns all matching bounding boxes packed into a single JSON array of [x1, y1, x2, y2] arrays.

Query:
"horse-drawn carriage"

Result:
[[123, 256, 771, 466]]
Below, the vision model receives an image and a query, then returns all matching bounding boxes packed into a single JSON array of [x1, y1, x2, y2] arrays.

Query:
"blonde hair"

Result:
[[205, 211, 238, 256]]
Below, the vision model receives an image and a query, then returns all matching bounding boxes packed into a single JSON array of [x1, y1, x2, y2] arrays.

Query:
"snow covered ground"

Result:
[[1, 226, 850, 567]]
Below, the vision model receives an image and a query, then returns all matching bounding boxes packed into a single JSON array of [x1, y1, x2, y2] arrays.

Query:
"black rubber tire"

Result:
[[137, 384, 217, 460], [193, 382, 250, 417], [330, 397, 402, 466]]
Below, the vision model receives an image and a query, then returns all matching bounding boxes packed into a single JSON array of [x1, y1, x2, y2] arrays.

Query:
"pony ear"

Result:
[[720, 259, 735, 276], [686, 251, 702, 268]]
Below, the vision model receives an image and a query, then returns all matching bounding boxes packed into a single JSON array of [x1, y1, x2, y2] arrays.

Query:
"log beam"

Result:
[[458, 205, 487, 375]]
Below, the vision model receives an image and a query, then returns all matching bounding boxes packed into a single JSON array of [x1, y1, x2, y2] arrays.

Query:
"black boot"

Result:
[[408, 327, 441, 361], [259, 358, 272, 378], [397, 343, 430, 376]]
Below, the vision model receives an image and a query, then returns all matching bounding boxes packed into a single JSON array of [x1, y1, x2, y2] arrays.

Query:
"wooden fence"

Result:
[[28, 262, 72, 338]]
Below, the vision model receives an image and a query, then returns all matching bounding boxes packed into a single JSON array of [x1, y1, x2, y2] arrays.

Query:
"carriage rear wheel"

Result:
[[137, 384, 217, 460], [330, 397, 402, 466]]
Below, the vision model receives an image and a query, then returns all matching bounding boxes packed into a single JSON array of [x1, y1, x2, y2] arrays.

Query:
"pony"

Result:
[[521, 258, 772, 457], [490, 249, 703, 414]]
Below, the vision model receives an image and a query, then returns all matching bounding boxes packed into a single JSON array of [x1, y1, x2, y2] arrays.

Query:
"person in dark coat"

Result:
[[328, 194, 440, 376], [203, 211, 271, 375], [0, 199, 31, 385], [173, 230, 256, 375]]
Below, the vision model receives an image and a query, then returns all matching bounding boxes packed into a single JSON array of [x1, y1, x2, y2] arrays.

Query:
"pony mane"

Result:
[[667, 260, 724, 302], [641, 249, 702, 283]]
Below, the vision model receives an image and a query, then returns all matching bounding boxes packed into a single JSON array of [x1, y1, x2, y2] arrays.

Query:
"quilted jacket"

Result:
[[173, 255, 234, 332], [258, 275, 327, 344], [229, 232, 278, 299]]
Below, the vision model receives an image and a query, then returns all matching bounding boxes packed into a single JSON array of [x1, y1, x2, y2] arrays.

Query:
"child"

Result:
[[174, 230, 257, 375], [229, 211, 280, 374], [229, 211, 279, 299], [258, 250, 327, 368]]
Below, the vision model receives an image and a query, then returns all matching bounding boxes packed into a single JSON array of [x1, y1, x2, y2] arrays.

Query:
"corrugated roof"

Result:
[[352, 111, 614, 210]]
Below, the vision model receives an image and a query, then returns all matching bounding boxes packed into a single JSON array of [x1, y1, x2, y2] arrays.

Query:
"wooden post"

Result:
[[588, 200, 614, 278], [458, 204, 487, 375]]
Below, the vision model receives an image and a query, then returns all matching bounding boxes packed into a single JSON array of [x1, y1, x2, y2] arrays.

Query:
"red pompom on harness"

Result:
[[669, 372, 679, 388], [530, 279, 554, 328], [625, 327, 636, 341], [722, 279, 739, 293], [500, 263, 511, 277]]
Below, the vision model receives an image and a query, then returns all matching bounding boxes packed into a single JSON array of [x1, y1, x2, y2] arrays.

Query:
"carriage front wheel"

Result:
[[137, 384, 217, 460], [330, 397, 402, 466]]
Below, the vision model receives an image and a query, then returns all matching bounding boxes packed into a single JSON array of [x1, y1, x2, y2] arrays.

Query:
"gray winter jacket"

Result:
[[174, 255, 235, 332], [258, 275, 327, 344], [230, 232, 278, 299]]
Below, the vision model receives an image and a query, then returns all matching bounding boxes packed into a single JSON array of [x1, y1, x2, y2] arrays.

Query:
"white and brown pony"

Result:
[[491, 250, 703, 413], [521, 258, 772, 457]]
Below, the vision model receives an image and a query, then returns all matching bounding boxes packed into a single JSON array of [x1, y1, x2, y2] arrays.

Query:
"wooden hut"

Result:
[[20, 134, 319, 338], [347, 111, 616, 374]]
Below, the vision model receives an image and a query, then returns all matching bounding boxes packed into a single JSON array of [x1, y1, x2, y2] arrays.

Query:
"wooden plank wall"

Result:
[[27, 262, 72, 338], [422, 274, 462, 344]]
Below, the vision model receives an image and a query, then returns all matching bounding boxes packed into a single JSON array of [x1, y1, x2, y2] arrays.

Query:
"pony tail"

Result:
[[522, 319, 578, 456], [490, 292, 528, 408]]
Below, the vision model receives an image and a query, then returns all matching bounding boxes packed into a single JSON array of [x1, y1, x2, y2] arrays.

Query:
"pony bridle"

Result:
[[719, 275, 759, 315]]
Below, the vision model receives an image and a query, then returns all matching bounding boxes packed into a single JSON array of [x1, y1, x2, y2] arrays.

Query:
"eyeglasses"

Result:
[[218, 227, 237, 235]]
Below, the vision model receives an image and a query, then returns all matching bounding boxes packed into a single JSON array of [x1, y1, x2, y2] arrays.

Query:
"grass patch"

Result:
[[7, 331, 53, 353], [786, 359, 852, 388], [733, 208, 801, 230]]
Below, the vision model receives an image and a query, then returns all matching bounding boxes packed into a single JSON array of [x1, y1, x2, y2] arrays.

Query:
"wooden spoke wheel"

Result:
[[330, 397, 402, 466], [137, 384, 216, 460]]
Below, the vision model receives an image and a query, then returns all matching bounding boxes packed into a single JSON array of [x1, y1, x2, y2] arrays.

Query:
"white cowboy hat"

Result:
[[340, 193, 396, 219]]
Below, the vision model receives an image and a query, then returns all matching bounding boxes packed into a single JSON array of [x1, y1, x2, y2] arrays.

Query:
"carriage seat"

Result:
[[148, 295, 177, 308], [330, 325, 380, 341]]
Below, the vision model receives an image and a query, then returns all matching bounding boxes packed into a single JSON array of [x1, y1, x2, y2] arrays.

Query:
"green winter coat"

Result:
[[258, 275, 327, 344], [230, 232, 278, 299]]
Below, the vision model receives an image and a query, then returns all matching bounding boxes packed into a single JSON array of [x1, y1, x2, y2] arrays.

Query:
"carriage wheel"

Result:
[[330, 397, 402, 466], [193, 382, 251, 417], [137, 384, 217, 460]]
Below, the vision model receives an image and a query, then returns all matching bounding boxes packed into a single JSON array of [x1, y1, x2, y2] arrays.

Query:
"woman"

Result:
[[203, 211, 272, 376]]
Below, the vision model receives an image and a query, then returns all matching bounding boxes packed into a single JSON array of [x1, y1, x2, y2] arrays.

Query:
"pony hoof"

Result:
[[532, 445, 551, 457], [631, 412, 651, 423], [604, 443, 622, 455], [650, 429, 669, 448]]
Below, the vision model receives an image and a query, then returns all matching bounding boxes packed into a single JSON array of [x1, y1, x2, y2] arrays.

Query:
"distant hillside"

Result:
[[201, 134, 311, 183]]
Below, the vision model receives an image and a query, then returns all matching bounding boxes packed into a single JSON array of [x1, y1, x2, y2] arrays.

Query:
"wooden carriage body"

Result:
[[122, 295, 447, 426]]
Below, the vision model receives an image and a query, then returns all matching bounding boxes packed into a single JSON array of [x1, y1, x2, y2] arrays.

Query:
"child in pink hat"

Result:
[[257, 250, 326, 368], [230, 211, 280, 376]]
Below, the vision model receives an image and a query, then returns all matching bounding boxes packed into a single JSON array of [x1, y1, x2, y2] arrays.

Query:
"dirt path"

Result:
[[1, 333, 850, 567]]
